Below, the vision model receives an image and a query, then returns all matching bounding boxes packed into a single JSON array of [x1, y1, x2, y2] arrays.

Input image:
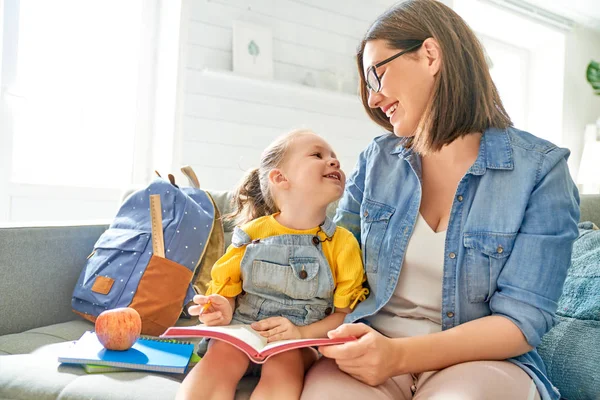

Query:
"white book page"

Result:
[[199, 325, 268, 352]]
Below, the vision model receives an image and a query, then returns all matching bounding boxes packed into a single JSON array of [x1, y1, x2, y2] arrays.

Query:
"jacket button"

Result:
[[449, 252, 456, 259], [497, 246, 504, 254], [447, 311, 455, 318], [312, 236, 320, 246], [363, 211, 369, 217], [325, 307, 332, 315], [299, 270, 308, 279], [457, 195, 463, 202]]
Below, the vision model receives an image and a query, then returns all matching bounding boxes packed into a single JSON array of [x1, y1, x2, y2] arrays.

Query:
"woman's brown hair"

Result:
[[357, 0, 512, 153], [226, 129, 313, 226]]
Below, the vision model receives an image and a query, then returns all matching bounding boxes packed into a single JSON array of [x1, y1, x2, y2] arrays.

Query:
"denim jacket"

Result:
[[335, 127, 580, 400]]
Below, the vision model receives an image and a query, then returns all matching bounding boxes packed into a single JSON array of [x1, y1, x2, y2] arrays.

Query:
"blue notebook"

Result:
[[58, 331, 195, 374]]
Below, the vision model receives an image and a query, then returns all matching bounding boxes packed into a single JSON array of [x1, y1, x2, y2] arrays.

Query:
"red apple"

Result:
[[95, 307, 142, 350]]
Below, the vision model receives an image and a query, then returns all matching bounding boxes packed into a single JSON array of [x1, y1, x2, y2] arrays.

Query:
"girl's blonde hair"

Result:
[[226, 129, 313, 226]]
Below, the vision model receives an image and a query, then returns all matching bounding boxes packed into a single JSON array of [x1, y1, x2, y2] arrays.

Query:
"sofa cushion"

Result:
[[556, 222, 600, 321], [0, 350, 258, 400], [0, 319, 258, 399], [537, 223, 600, 400], [538, 316, 600, 400], [0, 346, 184, 400], [0, 316, 205, 356], [0, 320, 94, 355]]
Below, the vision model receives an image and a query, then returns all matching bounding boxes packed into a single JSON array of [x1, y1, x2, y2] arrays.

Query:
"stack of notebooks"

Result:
[[58, 331, 198, 374]]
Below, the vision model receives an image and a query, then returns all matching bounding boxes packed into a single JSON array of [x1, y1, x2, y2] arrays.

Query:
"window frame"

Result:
[[0, 0, 161, 223]]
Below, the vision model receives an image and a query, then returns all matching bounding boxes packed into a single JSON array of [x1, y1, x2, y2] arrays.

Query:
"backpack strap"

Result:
[[181, 165, 200, 189], [232, 226, 252, 248]]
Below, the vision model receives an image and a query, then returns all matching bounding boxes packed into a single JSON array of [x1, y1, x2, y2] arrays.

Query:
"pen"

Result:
[[199, 277, 231, 316]]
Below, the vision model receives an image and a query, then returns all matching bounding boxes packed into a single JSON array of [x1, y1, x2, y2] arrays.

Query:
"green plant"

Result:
[[587, 60, 600, 95]]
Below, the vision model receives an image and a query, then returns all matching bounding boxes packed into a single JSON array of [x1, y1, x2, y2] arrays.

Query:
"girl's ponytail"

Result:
[[226, 168, 277, 226]]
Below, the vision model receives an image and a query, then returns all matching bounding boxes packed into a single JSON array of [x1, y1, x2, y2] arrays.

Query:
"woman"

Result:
[[300, 1, 579, 399]]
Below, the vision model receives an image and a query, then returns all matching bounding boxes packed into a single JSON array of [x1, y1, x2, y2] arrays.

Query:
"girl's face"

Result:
[[362, 39, 439, 137], [275, 133, 345, 206]]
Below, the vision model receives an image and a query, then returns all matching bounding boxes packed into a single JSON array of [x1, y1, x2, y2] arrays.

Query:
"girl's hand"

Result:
[[319, 323, 403, 386], [251, 317, 303, 342], [188, 294, 233, 326]]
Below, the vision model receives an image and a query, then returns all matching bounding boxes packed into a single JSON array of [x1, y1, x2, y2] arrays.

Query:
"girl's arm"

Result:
[[205, 244, 245, 297], [250, 307, 352, 342], [298, 307, 351, 339], [192, 243, 245, 325]]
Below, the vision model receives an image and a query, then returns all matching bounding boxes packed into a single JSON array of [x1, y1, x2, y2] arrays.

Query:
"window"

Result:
[[479, 35, 529, 129], [1, 0, 159, 222], [454, 0, 566, 145]]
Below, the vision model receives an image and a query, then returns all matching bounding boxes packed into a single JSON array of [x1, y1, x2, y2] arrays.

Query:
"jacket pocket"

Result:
[[251, 257, 320, 300], [360, 198, 395, 273], [463, 232, 517, 303]]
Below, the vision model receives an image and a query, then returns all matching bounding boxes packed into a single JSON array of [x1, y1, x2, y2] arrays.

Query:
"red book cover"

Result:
[[160, 324, 355, 364]]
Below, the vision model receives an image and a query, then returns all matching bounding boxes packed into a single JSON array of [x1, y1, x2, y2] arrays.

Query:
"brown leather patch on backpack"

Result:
[[91, 276, 115, 295]]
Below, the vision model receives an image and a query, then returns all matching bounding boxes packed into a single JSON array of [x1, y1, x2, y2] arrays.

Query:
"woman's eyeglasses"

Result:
[[365, 41, 424, 93]]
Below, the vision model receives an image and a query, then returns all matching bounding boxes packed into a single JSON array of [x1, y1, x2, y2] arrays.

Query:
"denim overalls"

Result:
[[230, 216, 338, 326]]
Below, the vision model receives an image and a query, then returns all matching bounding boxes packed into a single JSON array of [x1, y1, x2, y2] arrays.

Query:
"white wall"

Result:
[[453, 0, 600, 184], [454, 0, 566, 146], [184, 0, 386, 91], [562, 26, 600, 180], [175, 0, 394, 190], [177, 0, 600, 191]]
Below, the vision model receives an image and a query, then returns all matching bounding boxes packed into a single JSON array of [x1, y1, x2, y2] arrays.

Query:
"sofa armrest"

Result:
[[0, 223, 108, 336]]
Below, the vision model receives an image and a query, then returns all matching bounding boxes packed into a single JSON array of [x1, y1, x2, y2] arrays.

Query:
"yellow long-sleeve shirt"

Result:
[[206, 214, 366, 309]]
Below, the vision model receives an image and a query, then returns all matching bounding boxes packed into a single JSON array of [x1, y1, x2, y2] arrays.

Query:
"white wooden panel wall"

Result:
[[181, 0, 397, 191], [182, 70, 380, 190], [185, 0, 396, 90]]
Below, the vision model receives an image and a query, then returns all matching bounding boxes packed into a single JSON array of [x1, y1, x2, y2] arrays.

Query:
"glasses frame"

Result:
[[365, 41, 425, 93]]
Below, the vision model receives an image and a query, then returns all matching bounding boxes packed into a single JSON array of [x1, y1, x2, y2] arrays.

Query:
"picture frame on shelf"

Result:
[[232, 21, 273, 79]]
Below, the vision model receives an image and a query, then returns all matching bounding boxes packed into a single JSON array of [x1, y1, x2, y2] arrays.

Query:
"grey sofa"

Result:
[[1, 192, 599, 400]]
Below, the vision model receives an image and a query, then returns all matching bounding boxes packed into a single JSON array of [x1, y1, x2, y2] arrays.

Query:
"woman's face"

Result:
[[362, 39, 439, 137]]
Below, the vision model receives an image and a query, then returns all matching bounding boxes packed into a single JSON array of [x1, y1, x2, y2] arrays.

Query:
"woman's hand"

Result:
[[188, 294, 233, 326], [251, 317, 303, 342], [319, 323, 403, 386]]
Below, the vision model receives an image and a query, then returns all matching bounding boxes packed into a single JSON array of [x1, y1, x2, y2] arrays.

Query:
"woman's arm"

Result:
[[393, 315, 531, 373], [321, 316, 529, 386]]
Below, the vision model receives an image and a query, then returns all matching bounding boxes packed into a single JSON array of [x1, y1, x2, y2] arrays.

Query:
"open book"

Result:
[[160, 324, 355, 364]]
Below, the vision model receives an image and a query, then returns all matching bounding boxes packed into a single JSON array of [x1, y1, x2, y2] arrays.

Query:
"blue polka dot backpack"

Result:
[[71, 167, 222, 336]]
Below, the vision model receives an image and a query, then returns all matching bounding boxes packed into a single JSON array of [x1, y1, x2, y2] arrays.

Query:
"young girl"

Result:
[[176, 129, 368, 400]]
